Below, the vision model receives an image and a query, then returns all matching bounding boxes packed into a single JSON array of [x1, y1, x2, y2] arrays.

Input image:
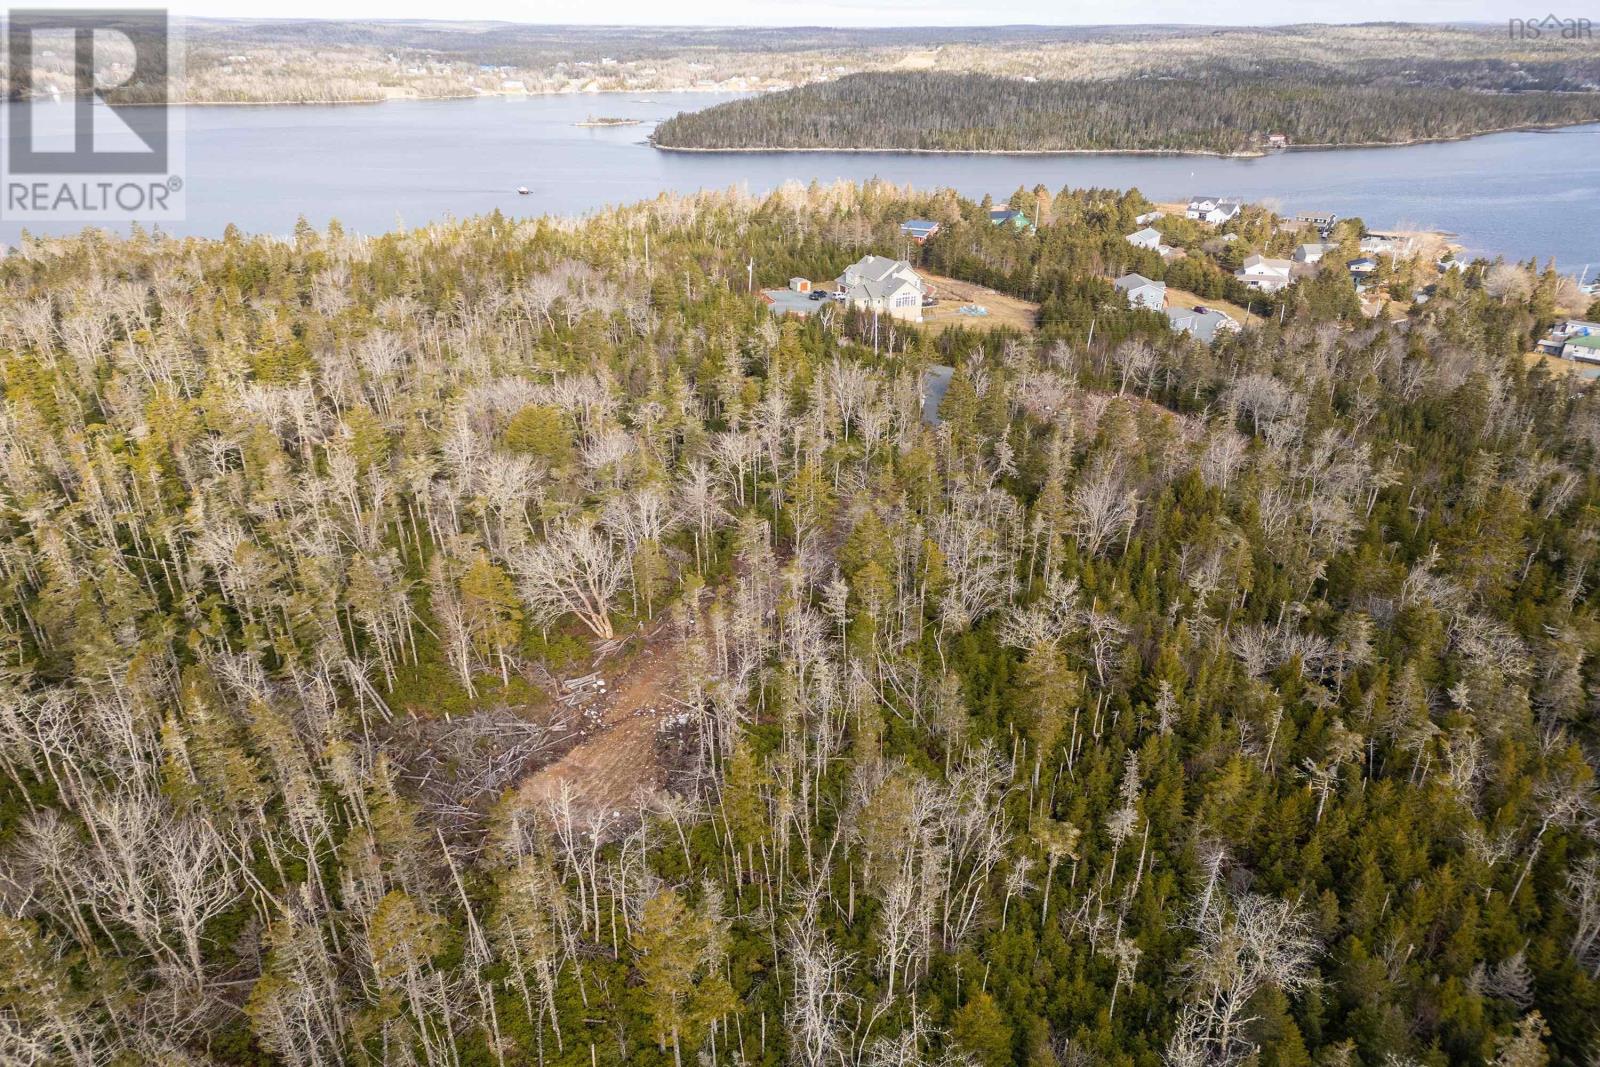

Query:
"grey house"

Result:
[[1115, 272, 1167, 311], [837, 255, 926, 322], [1126, 227, 1164, 250]]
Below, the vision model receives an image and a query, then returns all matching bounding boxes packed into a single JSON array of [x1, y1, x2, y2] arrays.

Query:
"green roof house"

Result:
[[989, 208, 1032, 230], [1563, 334, 1600, 363]]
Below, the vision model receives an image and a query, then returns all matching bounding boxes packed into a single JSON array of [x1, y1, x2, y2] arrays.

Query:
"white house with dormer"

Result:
[[838, 255, 926, 323], [1235, 254, 1295, 293], [1186, 197, 1242, 224]]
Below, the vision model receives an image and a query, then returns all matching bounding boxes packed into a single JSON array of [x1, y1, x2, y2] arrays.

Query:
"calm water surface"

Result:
[[5, 93, 1598, 271]]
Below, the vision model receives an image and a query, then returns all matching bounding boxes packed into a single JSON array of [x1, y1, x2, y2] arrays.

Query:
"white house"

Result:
[[1347, 256, 1379, 277], [1126, 227, 1164, 250], [1115, 273, 1167, 311], [1185, 197, 1242, 224], [1293, 242, 1335, 264], [837, 255, 926, 323], [1360, 234, 1412, 256], [1235, 254, 1295, 293], [1134, 210, 1164, 225]]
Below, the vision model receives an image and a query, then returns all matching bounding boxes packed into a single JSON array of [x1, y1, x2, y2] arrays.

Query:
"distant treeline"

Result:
[[653, 71, 1600, 154]]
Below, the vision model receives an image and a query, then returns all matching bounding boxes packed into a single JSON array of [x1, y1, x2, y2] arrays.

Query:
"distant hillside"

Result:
[[652, 71, 1600, 155]]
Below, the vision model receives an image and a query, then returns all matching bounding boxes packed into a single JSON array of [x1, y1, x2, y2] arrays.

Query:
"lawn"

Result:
[[919, 272, 1041, 334]]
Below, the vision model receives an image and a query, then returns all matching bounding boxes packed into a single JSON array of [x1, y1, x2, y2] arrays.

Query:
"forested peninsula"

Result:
[[652, 72, 1600, 154], [2, 184, 1600, 1066]]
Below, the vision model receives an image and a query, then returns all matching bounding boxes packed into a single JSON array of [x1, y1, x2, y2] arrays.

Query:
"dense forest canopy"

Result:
[[0, 181, 1598, 1067], [653, 72, 1600, 154], [26, 20, 1596, 105]]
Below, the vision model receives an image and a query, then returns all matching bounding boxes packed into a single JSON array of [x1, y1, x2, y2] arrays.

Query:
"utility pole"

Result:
[[747, 257, 754, 294]]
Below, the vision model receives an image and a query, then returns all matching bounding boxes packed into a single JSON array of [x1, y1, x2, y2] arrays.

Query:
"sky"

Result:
[[18, 0, 1573, 25]]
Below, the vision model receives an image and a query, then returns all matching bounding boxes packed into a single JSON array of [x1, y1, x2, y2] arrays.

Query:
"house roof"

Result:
[[900, 218, 940, 233], [1566, 334, 1600, 350], [1241, 255, 1293, 273], [989, 209, 1029, 224], [840, 255, 923, 303], [1114, 272, 1163, 291], [847, 255, 916, 282], [1127, 227, 1162, 242]]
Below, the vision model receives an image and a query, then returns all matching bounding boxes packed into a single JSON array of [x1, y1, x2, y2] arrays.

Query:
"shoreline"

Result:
[[95, 86, 753, 109], [650, 119, 1598, 158]]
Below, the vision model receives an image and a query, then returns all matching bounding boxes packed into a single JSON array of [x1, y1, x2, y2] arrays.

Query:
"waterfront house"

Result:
[[1167, 305, 1239, 343], [838, 255, 926, 323], [989, 208, 1032, 230], [900, 219, 941, 243], [1236, 254, 1295, 293], [1126, 227, 1164, 250], [1359, 234, 1406, 255], [1295, 212, 1339, 236], [1266, 132, 1290, 148], [1185, 197, 1242, 224], [1115, 273, 1167, 311]]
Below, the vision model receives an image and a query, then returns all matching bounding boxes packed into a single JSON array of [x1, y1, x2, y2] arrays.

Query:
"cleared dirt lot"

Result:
[[516, 635, 684, 829], [919, 272, 1040, 334]]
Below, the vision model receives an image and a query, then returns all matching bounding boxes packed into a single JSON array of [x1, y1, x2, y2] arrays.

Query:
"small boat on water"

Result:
[[516, 186, 530, 196]]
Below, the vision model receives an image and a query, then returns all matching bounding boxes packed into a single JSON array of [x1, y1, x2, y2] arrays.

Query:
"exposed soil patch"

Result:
[[515, 626, 688, 830]]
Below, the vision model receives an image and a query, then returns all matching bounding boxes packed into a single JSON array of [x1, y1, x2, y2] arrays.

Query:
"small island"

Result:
[[575, 116, 644, 127]]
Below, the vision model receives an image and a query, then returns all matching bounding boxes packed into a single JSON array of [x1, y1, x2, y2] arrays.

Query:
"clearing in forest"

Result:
[[515, 633, 685, 828], [919, 272, 1040, 333]]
